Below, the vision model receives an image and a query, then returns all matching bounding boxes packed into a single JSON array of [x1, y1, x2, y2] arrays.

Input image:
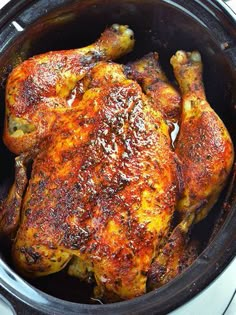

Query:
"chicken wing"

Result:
[[0, 153, 30, 235]]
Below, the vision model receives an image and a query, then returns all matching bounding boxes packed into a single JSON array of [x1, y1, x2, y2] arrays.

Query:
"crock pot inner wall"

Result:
[[0, 0, 235, 308]]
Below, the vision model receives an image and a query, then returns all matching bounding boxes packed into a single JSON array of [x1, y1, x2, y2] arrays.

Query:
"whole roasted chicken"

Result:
[[0, 24, 234, 302]]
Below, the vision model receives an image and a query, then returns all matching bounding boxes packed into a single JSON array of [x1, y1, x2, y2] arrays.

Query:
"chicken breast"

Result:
[[11, 62, 178, 300]]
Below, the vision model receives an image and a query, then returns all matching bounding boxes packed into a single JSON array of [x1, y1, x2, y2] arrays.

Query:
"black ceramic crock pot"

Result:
[[0, 0, 235, 314]]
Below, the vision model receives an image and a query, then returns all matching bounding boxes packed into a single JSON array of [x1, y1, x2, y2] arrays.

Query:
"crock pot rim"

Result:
[[0, 0, 235, 314]]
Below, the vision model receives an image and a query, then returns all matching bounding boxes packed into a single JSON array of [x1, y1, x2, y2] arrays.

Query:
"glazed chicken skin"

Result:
[[1, 22, 234, 302], [125, 52, 181, 122], [0, 24, 135, 236], [4, 24, 134, 155], [11, 62, 178, 301], [148, 51, 234, 289], [122, 51, 198, 289], [172, 51, 234, 224]]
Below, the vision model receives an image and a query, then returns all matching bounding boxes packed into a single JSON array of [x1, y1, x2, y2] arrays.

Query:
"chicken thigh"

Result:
[[125, 52, 181, 123], [4, 24, 134, 154]]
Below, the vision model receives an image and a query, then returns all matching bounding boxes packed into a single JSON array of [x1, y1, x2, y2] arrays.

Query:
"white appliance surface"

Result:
[[0, 0, 235, 314]]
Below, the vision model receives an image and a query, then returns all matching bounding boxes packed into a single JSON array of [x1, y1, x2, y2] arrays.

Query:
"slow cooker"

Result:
[[0, 0, 235, 314]]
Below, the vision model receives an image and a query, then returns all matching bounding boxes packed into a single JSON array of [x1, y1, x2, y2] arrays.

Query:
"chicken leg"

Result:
[[172, 50, 234, 224], [4, 24, 135, 154], [148, 51, 234, 289]]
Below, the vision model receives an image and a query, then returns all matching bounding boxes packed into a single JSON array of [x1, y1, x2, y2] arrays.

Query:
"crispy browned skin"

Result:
[[147, 224, 199, 289], [0, 154, 29, 235], [12, 62, 178, 300], [4, 24, 135, 154], [125, 52, 181, 122], [147, 50, 234, 289], [2, 25, 234, 301], [171, 51, 234, 224]]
